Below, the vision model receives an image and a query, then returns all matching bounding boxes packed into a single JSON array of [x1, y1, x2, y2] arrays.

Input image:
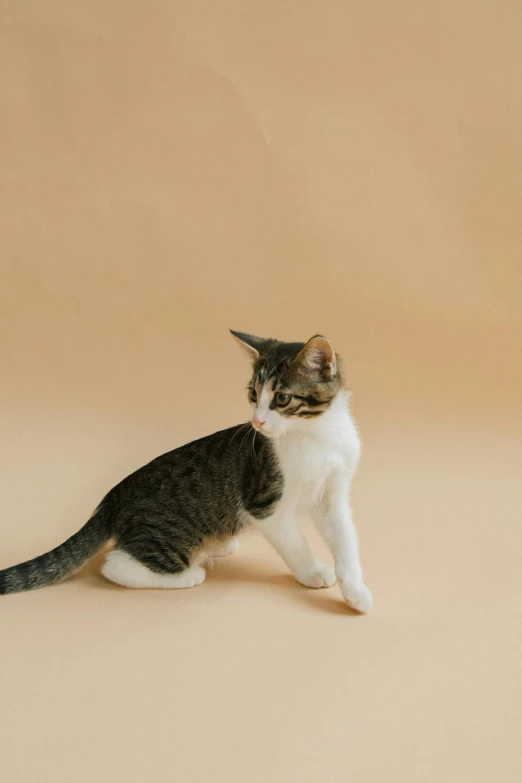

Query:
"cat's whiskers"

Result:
[[230, 422, 250, 444], [251, 429, 259, 462], [240, 424, 254, 449]]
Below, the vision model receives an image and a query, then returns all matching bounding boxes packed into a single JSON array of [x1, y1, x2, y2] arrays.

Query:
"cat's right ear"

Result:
[[229, 330, 266, 359]]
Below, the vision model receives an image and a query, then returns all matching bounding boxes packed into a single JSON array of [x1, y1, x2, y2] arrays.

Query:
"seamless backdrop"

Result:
[[1, 2, 521, 782]]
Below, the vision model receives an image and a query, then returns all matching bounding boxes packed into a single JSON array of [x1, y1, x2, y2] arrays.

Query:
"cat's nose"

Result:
[[252, 418, 265, 429]]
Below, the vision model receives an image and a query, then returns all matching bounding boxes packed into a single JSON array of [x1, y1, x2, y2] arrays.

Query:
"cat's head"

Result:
[[230, 330, 345, 438]]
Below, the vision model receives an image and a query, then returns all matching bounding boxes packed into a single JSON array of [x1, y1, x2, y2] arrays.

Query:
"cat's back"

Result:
[[112, 424, 252, 493]]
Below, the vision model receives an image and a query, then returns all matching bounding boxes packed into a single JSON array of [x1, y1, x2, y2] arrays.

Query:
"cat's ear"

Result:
[[295, 335, 337, 376], [229, 330, 266, 359]]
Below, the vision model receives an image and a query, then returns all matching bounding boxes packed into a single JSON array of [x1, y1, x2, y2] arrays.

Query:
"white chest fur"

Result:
[[274, 393, 361, 509]]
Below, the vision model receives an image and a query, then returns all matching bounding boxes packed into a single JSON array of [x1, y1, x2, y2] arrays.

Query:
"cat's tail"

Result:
[[0, 498, 113, 594]]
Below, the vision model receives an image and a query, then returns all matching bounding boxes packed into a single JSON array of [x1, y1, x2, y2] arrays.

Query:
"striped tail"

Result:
[[0, 501, 113, 594]]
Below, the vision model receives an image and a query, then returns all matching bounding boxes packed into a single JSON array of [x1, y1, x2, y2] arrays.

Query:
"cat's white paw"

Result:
[[340, 581, 373, 613], [298, 563, 336, 588], [177, 565, 207, 588]]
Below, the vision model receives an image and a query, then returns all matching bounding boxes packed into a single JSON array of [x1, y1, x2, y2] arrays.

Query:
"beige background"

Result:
[[1, 2, 521, 781]]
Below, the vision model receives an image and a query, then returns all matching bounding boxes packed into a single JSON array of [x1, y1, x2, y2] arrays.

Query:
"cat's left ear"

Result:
[[229, 330, 267, 358], [295, 335, 337, 376]]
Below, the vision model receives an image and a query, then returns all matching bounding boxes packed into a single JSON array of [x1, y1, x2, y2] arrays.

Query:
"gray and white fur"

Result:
[[0, 331, 372, 612]]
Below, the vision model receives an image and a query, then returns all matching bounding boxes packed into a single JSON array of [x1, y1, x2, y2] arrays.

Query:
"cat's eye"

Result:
[[248, 388, 257, 403], [275, 392, 291, 407]]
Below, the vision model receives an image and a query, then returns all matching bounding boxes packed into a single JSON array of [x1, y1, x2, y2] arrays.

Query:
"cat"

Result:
[[0, 331, 372, 612]]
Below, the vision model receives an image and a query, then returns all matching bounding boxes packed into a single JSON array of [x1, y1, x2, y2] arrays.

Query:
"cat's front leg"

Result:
[[260, 508, 335, 589], [312, 473, 372, 613]]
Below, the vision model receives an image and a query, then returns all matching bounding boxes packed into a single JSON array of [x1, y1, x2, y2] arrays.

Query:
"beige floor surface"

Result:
[[2, 414, 520, 783]]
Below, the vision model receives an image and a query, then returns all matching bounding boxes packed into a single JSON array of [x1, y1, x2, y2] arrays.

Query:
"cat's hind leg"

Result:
[[101, 550, 206, 589], [195, 536, 239, 567], [208, 537, 239, 557]]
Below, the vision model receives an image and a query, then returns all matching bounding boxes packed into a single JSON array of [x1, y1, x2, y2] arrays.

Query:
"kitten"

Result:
[[0, 331, 372, 612]]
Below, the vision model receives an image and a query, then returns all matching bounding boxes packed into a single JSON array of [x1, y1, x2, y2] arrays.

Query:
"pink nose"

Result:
[[252, 418, 265, 428]]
